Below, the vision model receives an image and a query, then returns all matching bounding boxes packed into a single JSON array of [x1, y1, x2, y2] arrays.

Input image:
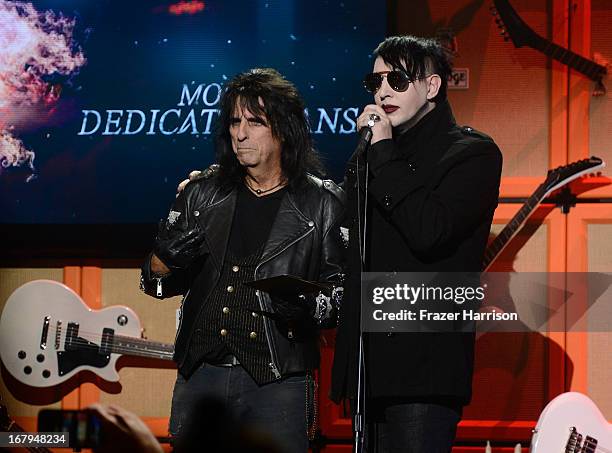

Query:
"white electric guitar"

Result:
[[531, 392, 612, 452], [0, 280, 174, 388]]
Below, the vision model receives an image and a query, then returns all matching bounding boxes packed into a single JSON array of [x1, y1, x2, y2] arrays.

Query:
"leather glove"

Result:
[[153, 219, 206, 271], [270, 294, 314, 322]]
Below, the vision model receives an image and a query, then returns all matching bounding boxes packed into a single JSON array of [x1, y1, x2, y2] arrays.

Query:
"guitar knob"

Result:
[[117, 315, 128, 326]]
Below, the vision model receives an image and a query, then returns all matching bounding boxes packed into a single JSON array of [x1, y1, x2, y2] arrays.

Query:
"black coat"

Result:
[[141, 172, 345, 380], [331, 101, 503, 405]]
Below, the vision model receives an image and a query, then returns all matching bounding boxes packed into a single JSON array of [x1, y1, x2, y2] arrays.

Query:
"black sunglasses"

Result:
[[363, 70, 413, 94]]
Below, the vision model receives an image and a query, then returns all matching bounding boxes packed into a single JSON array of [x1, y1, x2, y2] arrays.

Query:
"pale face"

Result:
[[229, 99, 282, 173], [372, 56, 433, 131]]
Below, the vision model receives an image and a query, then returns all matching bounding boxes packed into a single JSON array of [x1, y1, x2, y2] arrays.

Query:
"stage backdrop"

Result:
[[0, 0, 385, 223]]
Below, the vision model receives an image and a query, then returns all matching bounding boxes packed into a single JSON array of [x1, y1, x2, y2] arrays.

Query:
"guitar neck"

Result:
[[531, 34, 606, 82], [111, 335, 174, 361], [483, 184, 548, 270]]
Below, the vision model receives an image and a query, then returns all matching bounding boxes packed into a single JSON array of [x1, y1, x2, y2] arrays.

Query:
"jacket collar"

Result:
[[394, 99, 456, 161], [194, 182, 313, 270]]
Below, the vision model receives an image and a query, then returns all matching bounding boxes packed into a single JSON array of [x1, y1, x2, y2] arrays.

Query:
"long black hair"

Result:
[[215, 68, 324, 187], [373, 35, 453, 103]]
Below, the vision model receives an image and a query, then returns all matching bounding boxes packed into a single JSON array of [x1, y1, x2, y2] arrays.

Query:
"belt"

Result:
[[208, 354, 240, 367]]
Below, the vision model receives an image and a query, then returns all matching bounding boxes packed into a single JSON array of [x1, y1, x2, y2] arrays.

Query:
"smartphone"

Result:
[[38, 409, 102, 448]]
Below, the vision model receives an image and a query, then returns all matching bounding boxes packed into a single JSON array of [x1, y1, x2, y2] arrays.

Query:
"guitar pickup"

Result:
[[64, 322, 79, 351], [40, 316, 50, 350], [100, 328, 114, 356]]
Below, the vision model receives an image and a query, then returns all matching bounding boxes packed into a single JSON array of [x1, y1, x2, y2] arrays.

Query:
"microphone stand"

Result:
[[353, 127, 372, 453]]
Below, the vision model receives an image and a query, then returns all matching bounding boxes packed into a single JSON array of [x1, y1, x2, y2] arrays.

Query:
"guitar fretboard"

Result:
[[111, 334, 174, 360], [483, 183, 548, 270], [533, 35, 607, 82]]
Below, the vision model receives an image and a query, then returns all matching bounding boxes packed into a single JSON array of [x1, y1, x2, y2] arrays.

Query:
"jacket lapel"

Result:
[[196, 186, 236, 271], [260, 191, 313, 265]]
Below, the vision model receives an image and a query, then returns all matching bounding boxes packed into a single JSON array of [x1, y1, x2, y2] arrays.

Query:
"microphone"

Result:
[[355, 126, 373, 156]]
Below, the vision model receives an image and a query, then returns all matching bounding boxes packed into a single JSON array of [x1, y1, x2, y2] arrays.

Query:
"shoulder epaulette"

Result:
[[321, 179, 345, 203], [460, 126, 493, 142]]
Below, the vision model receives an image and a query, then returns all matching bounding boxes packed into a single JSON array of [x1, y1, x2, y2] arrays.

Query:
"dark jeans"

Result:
[[365, 400, 461, 453], [169, 363, 309, 453]]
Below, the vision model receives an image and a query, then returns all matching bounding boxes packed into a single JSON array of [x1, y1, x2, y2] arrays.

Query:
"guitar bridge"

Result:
[[55, 321, 62, 350]]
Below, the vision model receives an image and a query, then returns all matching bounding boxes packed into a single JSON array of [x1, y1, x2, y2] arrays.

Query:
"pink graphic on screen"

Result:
[[0, 1, 85, 178]]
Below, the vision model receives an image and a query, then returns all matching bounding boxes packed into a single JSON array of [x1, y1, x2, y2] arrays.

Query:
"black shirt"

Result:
[[229, 184, 287, 257]]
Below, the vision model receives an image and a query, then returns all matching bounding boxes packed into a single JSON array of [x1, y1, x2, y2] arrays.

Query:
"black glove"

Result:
[[270, 294, 314, 322], [153, 219, 206, 271]]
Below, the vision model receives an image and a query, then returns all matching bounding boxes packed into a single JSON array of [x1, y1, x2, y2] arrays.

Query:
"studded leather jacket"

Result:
[[140, 169, 345, 380]]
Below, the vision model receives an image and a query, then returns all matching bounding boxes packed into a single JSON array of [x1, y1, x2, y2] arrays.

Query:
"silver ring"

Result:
[[367, 113, 380, 128]]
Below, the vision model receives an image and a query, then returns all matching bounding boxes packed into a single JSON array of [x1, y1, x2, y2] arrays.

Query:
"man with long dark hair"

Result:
[[331, 36, 502, 452], [140, 68, 344, 453]]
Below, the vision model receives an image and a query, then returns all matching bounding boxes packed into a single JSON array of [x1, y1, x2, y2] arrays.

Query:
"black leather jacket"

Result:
[[141, 170, 345, 380]]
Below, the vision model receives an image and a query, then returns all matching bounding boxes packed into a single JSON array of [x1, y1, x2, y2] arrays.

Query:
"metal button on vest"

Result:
[[249, 331, 257, 339], [227, 285, 234, 293], [232, 266, 239, 272], [308, 221, 314, 227], [220, 329, 228, 336], [251, 311, 259, 318], [222, 306, 230, 314], [194, 210, 200, 217]]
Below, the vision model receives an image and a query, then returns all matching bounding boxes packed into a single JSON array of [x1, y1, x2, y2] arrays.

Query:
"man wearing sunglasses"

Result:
[[331, 35, 503, 452]]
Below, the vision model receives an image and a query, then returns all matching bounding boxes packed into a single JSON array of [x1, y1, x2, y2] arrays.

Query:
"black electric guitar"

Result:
[[491, 0, 607, 94], [483, 156, 605, 270]]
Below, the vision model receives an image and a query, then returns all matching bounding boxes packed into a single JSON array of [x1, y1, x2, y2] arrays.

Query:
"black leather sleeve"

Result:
[[140, 252, 188, 299], [140, 181, 205, 299], [314, 181, 346, 328], [153, 182, 206, 271]]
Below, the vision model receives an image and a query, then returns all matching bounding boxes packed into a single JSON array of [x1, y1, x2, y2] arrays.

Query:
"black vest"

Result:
[[183, 249, 277, 384]]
